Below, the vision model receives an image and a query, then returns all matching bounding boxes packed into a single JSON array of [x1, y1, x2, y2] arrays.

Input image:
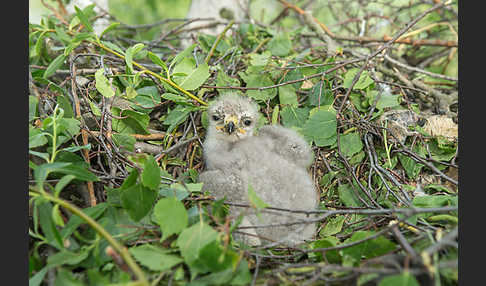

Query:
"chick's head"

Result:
[[207, 94, 259, 142]]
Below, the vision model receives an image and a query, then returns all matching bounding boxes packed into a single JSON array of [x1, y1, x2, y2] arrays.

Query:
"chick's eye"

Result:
[[243, 119, 252, 126], [212, 115, 220, 121]]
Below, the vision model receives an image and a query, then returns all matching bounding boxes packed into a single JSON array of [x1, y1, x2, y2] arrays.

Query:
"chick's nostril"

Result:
[[225, 121, 236, 134]]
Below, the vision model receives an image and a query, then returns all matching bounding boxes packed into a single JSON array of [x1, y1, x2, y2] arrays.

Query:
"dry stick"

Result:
[[423, 226, 458, 255], [150, 18, 214, 46], [201, 58, 362, 90], [279, 0, 457, 48], [339, 0, 452, 115], [394, 149, 458, 185], [384, 54, 458, 82], [70, 55, 97, 207], [205, 20, 235, 64], [391, 224, 419, 258]]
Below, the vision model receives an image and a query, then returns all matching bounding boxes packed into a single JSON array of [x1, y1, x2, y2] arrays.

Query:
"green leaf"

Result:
[[280, 106, 310, 128], [307, 81, 334, 107], [302, 109, 337, 147], [312, 237, 341, 263], [60, 203, 107, 239], [338, 183, 363, 207], [125, 43, 145, 73], [272, 105, 280, 125], [342, 231, 396, 263], [343, 68, 374, 90], [54, 175, 76, 197], [95, 68, 115, 98], [101, 40, 125, 55], [57, 95, 74, 118], [169, 43, 197, 70], [29, 267, 49, 286], [37, 201, 63, 249], [398, 154, 423, 179], [278, 85, 298, 106], [29, 96, 39, 122], [55, 163, 99, 182], [100, 22, 120, 38], [43, 54, 66, 79], [29, 129, 48, 149], [377, 272, 419, 286], [162, 105, 197, 133], [176, 222, 219, 272], [249, 51, 271, 66], [172, 58, 210, 90], [121, 184, 157, 222], [412, 195, 457, 208], [112, 133, 136, 152], [34, 162, 72, 186], [248, 184, 269, 209], [376, 94, 400, 110], [268, 32, 292, 56], [195, 240, 239, 272], [47, 249, 89, 267], [112, 107, 150, 134], [147, 51, 169, 76], [74, 5, 93, 33], [238, 72, 276, 101], [320, 215, 346, 236], [141, 155, 161, 190], [153, 196, 188, 240], [129, 244, 183, 271], [54, 268, 85, 286], [339, 132, 363, 157]]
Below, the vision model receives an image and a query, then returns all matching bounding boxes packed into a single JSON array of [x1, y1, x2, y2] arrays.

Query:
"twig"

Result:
[[205, 20, 235, 64]]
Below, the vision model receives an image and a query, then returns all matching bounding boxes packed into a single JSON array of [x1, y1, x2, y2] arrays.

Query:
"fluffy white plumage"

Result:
[[199, 94, 318, 246]]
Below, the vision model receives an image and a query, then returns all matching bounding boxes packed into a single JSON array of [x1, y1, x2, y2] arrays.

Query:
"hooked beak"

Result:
[[224, 115, 238, 134], [225, 121, 236, 134]]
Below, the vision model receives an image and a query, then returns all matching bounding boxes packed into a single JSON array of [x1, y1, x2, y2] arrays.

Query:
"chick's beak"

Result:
[[224, 115, 238, 134]]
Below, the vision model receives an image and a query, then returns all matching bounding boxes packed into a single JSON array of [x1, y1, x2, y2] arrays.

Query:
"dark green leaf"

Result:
[[141, 155, 161, 190], [377, 272, 419, 286], [278, 85, 298, 106], [95, 68, 115, 98], [177, 221, 219, 272], [37, 202, 63, 249], [29, 95, 39, 122], [112, 133, 136, 152], [280, 106, 310, 128], [343, 68, 374, 90], [125, 43, 145, 73], [153, 196, 188, 240], [56, 95, 74, 118], [302, 109, 337, 147], [339, 132, 363, 157], [43, 54, 66, 79], [121, 184, 157, 222], [55, 163, 99, 182], [342, 231, 396, 262], [129, 244, 183, 271], [74, 6, 94, 33], [147, 51, 169, 75], [172, 58, 210, 90], [338, 183, 363, 207], [268, 32, 292, 56], [320, 215, 346, 236], [47, 249, 89, 267], [60, 203, 108, 239], [100, 22, 120, 38]]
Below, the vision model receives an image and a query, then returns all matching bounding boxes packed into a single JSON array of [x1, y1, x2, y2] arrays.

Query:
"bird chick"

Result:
[[199, 94, 318, 246]]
